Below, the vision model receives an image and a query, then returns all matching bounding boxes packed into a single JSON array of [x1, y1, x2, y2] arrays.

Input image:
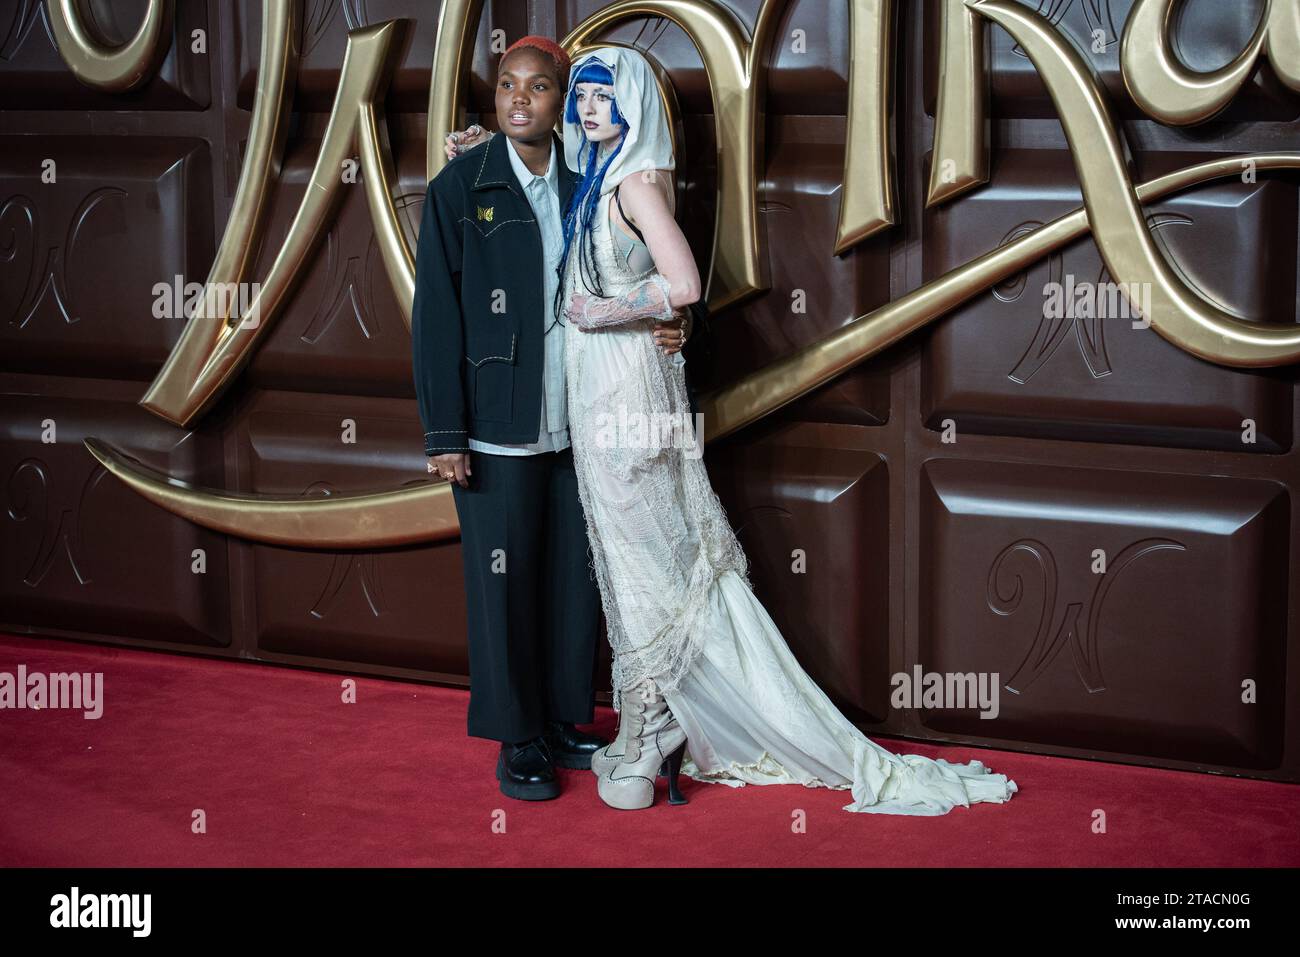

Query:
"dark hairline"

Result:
[[498, 70, 558, 81], [499, 48, 562, 84]]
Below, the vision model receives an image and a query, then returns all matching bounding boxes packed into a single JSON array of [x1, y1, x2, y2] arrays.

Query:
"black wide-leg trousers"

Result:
[[450, 445, 603, 743]]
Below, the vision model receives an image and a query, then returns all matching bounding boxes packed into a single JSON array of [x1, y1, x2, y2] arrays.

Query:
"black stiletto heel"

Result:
[[663, 741, 688, 805]]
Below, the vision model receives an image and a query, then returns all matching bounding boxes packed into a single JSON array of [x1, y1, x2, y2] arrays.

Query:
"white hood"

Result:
[[562, 45, 675, 195]]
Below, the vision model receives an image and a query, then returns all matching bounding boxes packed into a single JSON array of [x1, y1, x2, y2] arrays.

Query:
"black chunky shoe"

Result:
[[496, 737, 560, 800], [544, 720, 609, 770]]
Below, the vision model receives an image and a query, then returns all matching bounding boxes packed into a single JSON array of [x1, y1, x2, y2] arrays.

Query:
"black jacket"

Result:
[[412, 130, 577, 456]]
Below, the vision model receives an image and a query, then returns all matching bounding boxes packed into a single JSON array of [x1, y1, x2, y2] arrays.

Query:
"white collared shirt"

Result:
[[468, 136, 569, 457]]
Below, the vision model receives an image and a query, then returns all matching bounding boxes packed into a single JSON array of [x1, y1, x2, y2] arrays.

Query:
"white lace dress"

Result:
[[562, 190, 1019, 814]]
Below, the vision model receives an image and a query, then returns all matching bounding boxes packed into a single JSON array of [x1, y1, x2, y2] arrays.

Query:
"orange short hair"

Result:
[[502, 35, 571, 88]]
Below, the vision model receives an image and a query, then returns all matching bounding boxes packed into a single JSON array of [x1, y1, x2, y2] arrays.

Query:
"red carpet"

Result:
[[2, 633, 1297, 868]]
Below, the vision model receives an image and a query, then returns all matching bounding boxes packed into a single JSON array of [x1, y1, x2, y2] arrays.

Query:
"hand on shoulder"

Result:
[[443, 125, 494, 162]]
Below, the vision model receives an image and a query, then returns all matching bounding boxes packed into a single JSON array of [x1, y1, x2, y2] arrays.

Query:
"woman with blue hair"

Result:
[[446, 46, 1019, 816]]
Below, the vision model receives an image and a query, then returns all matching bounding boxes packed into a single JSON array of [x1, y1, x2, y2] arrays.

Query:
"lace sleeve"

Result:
[[571, 274, 675, 330]]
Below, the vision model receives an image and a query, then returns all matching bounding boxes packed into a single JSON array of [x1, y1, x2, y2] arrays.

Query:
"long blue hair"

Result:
[[552, 58, 628, 325]]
